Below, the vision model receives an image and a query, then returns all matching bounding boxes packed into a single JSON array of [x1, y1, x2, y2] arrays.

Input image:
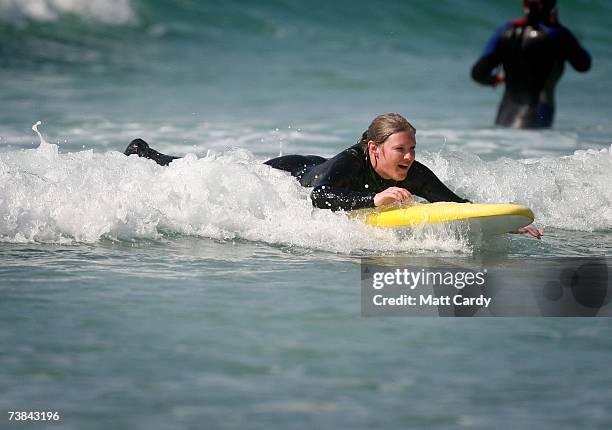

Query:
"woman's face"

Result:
[[370, 131, 416, 181]]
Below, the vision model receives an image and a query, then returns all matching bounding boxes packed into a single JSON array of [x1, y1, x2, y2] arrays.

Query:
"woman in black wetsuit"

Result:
[[266, 113, 470, 211], [125, 113, 543, 238], [126, 113, 464, 211], [471, 0, 591, 128]]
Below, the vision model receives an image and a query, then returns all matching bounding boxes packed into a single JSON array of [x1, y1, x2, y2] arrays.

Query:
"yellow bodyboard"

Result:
[[354, 202, 534, 234]]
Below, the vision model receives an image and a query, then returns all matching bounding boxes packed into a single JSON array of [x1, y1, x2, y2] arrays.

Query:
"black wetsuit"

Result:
[[126, 139, 468, 211], [471, 17, 591, 128], [265, 142, 468, 210]]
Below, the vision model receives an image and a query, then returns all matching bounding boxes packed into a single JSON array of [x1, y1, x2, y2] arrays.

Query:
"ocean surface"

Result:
[[1, 0, 612, 428]]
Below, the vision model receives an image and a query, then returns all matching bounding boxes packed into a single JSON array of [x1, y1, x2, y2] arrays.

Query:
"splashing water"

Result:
[[2, 123, 611, 251], [0, 123, 471, 253], [0, 0, 135, 25]]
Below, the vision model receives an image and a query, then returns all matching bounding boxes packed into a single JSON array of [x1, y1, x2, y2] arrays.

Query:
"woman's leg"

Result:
[[264, 155, 327, 181], [124, 138, 180, 166]]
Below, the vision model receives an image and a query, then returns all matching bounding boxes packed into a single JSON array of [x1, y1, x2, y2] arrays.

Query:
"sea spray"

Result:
[[0, 0, 135, 25], [3, 124, 611, 249], [0, 124, 469, 252]]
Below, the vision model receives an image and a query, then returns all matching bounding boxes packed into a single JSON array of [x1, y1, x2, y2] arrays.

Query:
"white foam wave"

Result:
[[0, 0, 135, 25], [47, 120, 345, 158], [0, 131, 467, 253], [418, 127, 583, 158], [422, 146, 612, 231], [5, 125, 608, 250]]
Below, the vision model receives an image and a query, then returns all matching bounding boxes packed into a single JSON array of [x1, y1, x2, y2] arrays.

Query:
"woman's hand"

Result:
[[514, 225, 544, 239], [374, 187, 413, 207]]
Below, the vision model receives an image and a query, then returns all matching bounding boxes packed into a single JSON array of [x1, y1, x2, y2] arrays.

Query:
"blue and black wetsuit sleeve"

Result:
[[309, 153, 376, 211], [559, 25, 591, 72], [402, 161, 470, 203], [471, 22, 512, 86]]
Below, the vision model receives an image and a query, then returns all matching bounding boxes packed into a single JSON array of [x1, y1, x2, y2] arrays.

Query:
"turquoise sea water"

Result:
[[1, 1, 612, 428]]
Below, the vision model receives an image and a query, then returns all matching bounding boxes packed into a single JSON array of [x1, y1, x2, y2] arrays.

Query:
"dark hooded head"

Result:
[[523, 0, 557, 22]]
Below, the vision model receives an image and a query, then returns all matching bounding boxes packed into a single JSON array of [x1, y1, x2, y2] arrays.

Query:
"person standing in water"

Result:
[[471, 0, 591, 128], [125, 113, 543, 238]]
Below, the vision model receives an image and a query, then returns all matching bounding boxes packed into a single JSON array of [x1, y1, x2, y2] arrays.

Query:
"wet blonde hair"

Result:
[[359, 113, 416, 146]]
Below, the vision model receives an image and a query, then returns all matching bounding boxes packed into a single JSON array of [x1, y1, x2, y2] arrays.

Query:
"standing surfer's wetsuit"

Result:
[[125, 139, 468, 211], [471, 16, 591, 128]]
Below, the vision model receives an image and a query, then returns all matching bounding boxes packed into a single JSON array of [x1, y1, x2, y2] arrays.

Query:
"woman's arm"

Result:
[[401, 161, 470, 203], [311, 185, 375, 211], [307, 150, 377, 211]]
